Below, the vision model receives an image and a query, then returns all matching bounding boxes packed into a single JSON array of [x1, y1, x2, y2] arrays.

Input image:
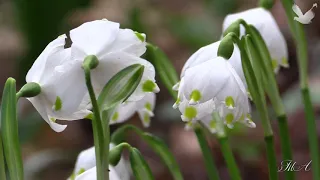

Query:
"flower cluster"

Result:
[[26, 19, 159, 132], [173, 8, 288, 133]]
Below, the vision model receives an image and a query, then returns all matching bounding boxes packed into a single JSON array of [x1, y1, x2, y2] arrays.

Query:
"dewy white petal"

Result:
[[182, 57, 231, 103], [70, 19, 120, 56], [223, 7, 288, 71], [109, 28, 147, 57]]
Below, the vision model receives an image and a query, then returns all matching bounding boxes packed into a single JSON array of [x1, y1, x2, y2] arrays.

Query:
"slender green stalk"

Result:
[[280, 1, 320, 179], [242, 30, 294, 180], [277, 115, 294, 180], [224, 34, 278, 180], [83, 66, 108, 180], [194, 126, 220, 180], [218, 137, 241, 180], [265, 135, 278, 180]]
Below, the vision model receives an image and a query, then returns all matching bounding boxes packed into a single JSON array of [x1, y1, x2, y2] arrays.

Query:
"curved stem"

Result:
[[194, 126, 220, 180], [84, 67, 108, 180], [218, 137, 241, 180]]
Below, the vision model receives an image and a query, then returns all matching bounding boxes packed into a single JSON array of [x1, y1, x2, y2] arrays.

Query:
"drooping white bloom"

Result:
[[69, 144, 130, 180], [223, 8, 288, 72], [26, 19, 159, 132], [174, 42, 255, 132], [110, 93, 156, 127]]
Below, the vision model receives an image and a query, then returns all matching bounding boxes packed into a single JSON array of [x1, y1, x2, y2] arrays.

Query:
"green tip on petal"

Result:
[[135, 32, 146, 42], [184, 107, 197, 119], [54, 96, 62, 111], [271, 59, 278, 72], [112, 112, 119, 122], [50, 117, 56, 122], [145, 102, 152, 111], [143, 113, 151, 124], [209, 120, 217, 129], [142, 80, 158, 92], [190, 90, 201, 102], [77, 168, 86, 176], [225, 96, 235, 109], [225, 113, 234, 125], [85, 113, 94, 120], [281, 57, 289, 68]]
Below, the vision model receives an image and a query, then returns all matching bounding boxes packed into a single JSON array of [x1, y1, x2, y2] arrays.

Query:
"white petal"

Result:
[[74, 147, 96, 174], [109, 102, 137, 125], [136, 93, 156, 127], [178, 99, 215, 121], [109, 28, 147, 56], [26, 35, 67, 83], [223, 8, 288, 70], [70, 20, 120, 56], [182, 57, 231, 103]]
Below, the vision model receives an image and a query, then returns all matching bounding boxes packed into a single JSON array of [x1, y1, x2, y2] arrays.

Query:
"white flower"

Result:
[[26, 19, 159, 132], [69, 144, 130, 180], [174, 44, 255, 131], [74, 166, 120, 180], [110, 93, 156, 127], [223, 7, 288, 72]]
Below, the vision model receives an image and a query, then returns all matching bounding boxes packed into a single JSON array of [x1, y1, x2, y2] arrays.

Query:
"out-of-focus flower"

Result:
[[74, 166, 120, 180], [26, 19, 158, 132], [223, 8, 288, 72], [173, 41, 255, 132], [110, 93, 156, 127], [68, 144, 130, 180]]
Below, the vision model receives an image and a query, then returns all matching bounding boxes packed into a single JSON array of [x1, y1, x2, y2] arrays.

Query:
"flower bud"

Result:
[[218, 35, 234, 60], [17, 82, 41, 98], [82, 55, 99, 70], [109, 143, 130, 166]]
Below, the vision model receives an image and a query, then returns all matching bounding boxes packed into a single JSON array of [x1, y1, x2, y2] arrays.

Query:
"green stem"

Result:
[[302, 88, 320, 179], [277, 115, 294, 180], [227, 34, 278, 180], [265, 135, 278, 180], [280, 1, 320, 179], [194, 127, 220, 180], [84, 67, 108, 180], [242, 27, 294, 180], [218, 137, 241, 180]]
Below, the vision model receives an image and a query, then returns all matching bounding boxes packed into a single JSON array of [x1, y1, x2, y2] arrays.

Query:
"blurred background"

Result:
[[0, 0, 320, 179]]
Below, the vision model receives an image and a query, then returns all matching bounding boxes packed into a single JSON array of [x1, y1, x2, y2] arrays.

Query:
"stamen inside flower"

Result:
[[225, 96, 235, 109], [53, 96, 62, 111], [184, 106, 197, 120]]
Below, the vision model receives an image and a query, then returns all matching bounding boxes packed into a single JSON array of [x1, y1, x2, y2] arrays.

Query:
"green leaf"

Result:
[[1, 78, 23, 180], [0, 112, 6, 180], [97, 64, 144, 111], [129, 147, 154, 180], [111, 125, 183, 180], [146, 44, 179, 98]]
